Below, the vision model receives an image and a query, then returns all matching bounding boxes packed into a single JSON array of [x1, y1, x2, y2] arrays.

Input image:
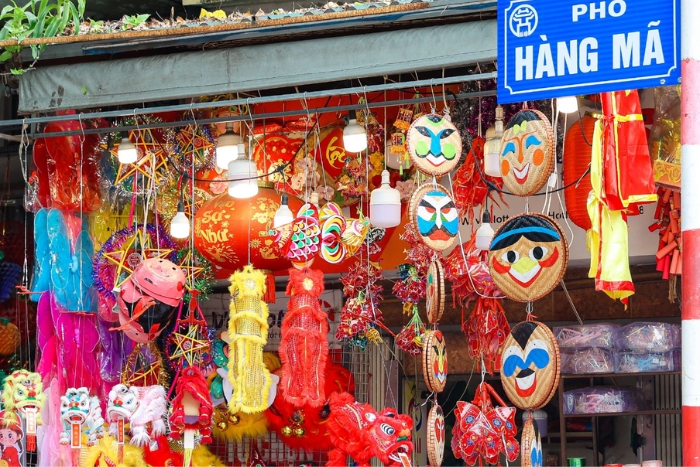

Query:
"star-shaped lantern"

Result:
[[168, 309, 210, 370]]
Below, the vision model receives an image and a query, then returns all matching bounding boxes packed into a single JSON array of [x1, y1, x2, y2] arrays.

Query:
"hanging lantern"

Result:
[[193, 183, 305, 288], [563, 114, 596, 231]]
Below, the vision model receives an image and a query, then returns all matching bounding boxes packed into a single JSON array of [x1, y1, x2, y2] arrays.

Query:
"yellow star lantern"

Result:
[[169, 312, 210, 369], [102, 228, 172, 290]]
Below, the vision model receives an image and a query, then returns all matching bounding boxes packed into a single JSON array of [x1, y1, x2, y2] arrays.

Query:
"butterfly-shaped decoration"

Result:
[[407, 114, 462, 176]]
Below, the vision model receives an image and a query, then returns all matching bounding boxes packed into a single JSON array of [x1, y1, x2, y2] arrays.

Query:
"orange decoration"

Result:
[[193, 186, 304, 290], [563, 114, 595, 231]]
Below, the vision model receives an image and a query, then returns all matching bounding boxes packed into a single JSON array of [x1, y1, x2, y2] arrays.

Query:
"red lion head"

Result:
[[327, 392, 413, 467]]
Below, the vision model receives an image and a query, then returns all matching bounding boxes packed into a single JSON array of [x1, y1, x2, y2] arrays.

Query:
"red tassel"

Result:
[[264, 272, 276, 304]]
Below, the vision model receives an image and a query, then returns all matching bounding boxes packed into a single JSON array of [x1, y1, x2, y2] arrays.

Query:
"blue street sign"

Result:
[[497, 0, 681, 103]]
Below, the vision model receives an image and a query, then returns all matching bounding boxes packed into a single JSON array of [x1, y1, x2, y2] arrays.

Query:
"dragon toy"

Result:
[[169, 366, 214, 445], [129, 385, 168, 447], [59, 387, 105, 447], [279, 267, 329, 408], [227, 265, 273, 414], [1, 370, 45, 451], [106, 384, 140, 439], [327, 392, 413, 467]]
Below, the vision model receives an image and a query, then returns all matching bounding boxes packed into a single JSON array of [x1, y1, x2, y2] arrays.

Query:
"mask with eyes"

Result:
[[410, 183, 459, 252], [488, 214, 568, 302], [407, 114, 462, 176], [499, 322, 560, 410], [422, 330, 448, 393], [521, 417, 543, 467], [499, 110, 554, 197]]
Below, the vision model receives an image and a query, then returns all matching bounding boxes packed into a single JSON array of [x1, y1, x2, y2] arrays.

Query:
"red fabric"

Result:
[[168, 367, 214, 444], [279, 268, 329, 408], [601, 90, 657, 213], [1, 446, 21, 467]]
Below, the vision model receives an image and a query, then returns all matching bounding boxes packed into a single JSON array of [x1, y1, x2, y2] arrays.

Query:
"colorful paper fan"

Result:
[[30, 208, 97, 313]]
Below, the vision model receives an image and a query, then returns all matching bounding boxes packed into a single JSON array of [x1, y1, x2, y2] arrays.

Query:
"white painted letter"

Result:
[[515, 46, 534, 81], [589, 1, 606, 20], [557, 40, 578, 75], [608, 0, 626, 17], [580, 37, 599, 72], [572, 4, 587, 22], [644, 27, 665, 65], [612, 31, 640, 69], [535, 42, 556, 79]]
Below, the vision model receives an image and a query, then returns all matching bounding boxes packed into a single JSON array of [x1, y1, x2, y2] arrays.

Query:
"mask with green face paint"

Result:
[[407, 114, 462, 176]]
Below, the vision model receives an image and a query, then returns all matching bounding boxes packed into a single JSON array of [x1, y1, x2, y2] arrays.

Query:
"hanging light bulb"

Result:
[[475, 209, 495, 251], [370, 170, 401, 228], [117, 137, 138, 164], [557, 96, 578, 114], [385, 151, 412, 171], [170, 197, 190, 239], [216, 122, 242, 169], [483, 106, 504, 178], [273, 193, 294, 228], [227, 155, 258, 199], [343, 109, 367, 153]]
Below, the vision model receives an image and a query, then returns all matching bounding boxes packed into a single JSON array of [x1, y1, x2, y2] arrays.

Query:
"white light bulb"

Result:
[[370, 170, 401, 228], [227, 158, 258, 199], [385, 151, 412, 171], [273, 193, 294, 228], [557, 96, 578, 114], [483, 125, 502, 178], [343, 110, 367, 153], [117, 137, 138, 164], [170, 200, 190, 239], [475, 211, 494, 251], [216, 123, 241, 169]]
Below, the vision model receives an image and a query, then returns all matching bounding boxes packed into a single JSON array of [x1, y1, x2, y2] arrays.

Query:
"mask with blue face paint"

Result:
[[407, 114, 463, 176], [411, 183, 459, 252]]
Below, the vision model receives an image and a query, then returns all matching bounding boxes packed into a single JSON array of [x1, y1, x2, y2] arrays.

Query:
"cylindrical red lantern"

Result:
[[194, 184, 304, 284], [563, 114, 596, 231]]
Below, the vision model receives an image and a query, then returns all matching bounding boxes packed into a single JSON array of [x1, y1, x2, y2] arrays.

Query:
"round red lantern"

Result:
[[194, 184, 304, 284], [563, 114, 596, 231]]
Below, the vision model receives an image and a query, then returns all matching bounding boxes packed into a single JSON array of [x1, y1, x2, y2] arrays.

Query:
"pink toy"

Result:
[[129, 385, 168, 447]]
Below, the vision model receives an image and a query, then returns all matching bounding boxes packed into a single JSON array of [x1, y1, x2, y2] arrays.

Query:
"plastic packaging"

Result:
[[613, 322, 680, 353], [554, 324, 618, 350], [560, 348, 614, 374], [562, 387, 643, 415], [614, 351, 676, 373]]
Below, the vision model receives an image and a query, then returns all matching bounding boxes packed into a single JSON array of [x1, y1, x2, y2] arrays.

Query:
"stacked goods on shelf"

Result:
[[612, 322, 681, 373], [554, 324, 617, 374]]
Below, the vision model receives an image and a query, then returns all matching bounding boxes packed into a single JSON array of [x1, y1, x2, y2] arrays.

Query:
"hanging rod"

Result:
[[20, 89, 496, 140], [2, 71, 496, 130]]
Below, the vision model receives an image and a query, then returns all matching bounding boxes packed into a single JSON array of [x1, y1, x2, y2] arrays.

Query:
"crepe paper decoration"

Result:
[[395, 305, 425, 356], [0, 410, 24, 467], [520, 416, 543, 467], [166, 114, 216, 172], [211, 352, 280, 442], [499, 109, 554, 197], [409, 183, 459, 252], [427, 404, 446, 467], [59, 387, 105, 460], [336, 261, 386, 349], [30, 208, 97, 313], [227, 266, 273, 414], [272, 203, 322, 268], [267, 362, 355, 452], [407, 113, 462, 176], [169, 366, 214, 445], [80, 435, 149, 467], [32, 112, 107, 212], [127, 385, 168, 447], [36, 292, 103, 395], [2, 370, 45, 452], [327, 392, 414, 467], [500, 321, 561, 410], [426, 260, 445, 324], [462, 297, 510, 375], [650, 188, 682, 297], [452, 136, 506, 226], [445, 237, 503, 308], [279, 268, 329, 407], [422, 330, 448, 393], [93, 223, 176, 319], [488, 213, 569, 303], [451, 382, 519, 466], [563, 113, 595, 231]]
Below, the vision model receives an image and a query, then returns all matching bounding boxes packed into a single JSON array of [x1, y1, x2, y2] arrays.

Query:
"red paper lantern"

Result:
[[193, 185, 304, 281], [563, 114, 596, 230]]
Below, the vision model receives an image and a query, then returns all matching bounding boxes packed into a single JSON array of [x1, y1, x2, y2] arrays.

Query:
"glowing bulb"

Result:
[[475, 210, 494, 251], [170, 200, 190, 239], [227, 158, 258, 199], [483, 125, 502, 178], [557, 96, 578, 114], [273, 193, 294, 228], [343, 110, 367, 153], [117, 137, 138, 164], [216, 122, 242, 169], [370, 170, 401, 228]]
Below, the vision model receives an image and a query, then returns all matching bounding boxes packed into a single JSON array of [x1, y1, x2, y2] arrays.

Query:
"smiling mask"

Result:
[[407, 114, 462, 176], [488, 214, 568, 302], [500, 110, 554, 197], [500, 321, 560, 410]]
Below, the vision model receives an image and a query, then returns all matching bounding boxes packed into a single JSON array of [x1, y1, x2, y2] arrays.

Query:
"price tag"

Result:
[[25, 408, 37, 435], [70, 423, 82, 449], [117, 417, 125, 444]]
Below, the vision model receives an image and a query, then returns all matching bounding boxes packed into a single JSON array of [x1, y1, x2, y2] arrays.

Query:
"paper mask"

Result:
[[407, 114, 462, 175], [500, 110, 554, 197], [427, 404, 445, 467], [500, 321, 560, 410], [410, 183, 459, 252], [488, 214, 568, 302]]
